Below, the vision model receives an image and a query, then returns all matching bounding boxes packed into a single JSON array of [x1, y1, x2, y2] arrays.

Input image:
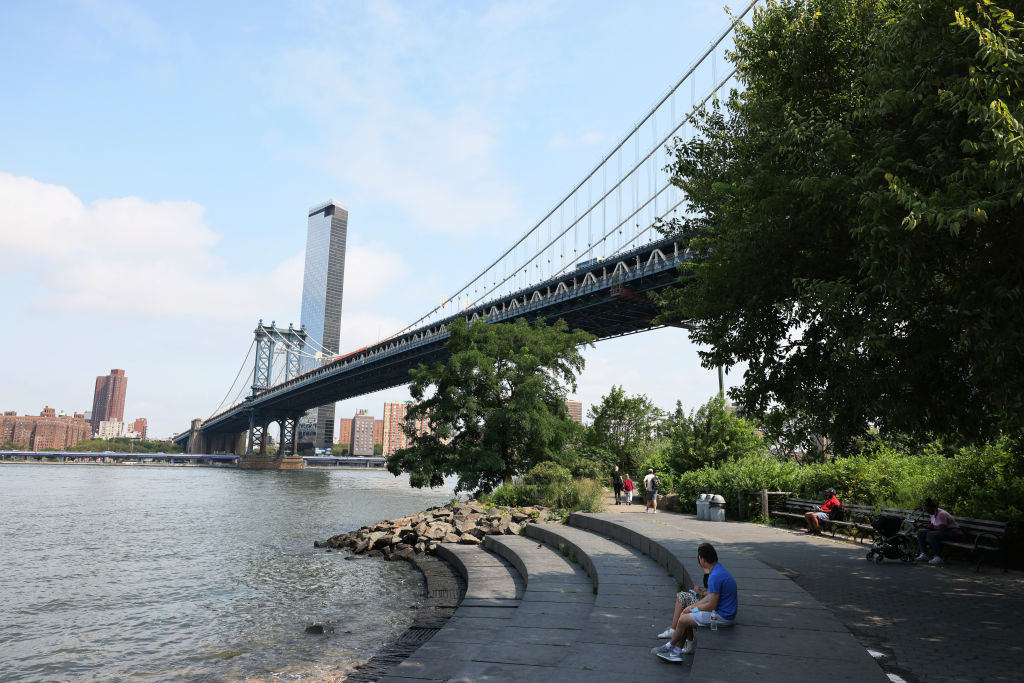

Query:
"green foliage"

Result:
[[656, 0, 1024, 448], [663, 397, 768, 472], [587, 385, 664, 474], [66, 438, 182, 454], [546, 478, 605, 513], [332, 443, 349, 456], [485, 483, 538, 508], [523, 461, 573, 489], [387, 317, 595, 493]]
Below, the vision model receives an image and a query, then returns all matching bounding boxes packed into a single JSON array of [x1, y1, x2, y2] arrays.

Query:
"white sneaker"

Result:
[[929, 556, 944, 566], [657, 628, 675, 639], [680, 639, 696, 654], [653, 510, 658, 514], [915, 553, 928, 562]]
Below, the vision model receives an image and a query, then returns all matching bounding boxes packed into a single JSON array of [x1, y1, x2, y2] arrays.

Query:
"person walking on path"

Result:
[[611, 466, 623, 505], [643, 468, 660, 513], [916, 498, 964, 566], [804, 488, 841, 535], [653, 542, 737, 662], [623, 473, 635, 505]]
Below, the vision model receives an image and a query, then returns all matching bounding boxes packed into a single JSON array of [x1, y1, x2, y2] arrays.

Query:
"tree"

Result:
[[663, 397, 768, 473], [387, 318, 595, 493], [586, 385, 664, 474], [655, 0, 1024, 448]]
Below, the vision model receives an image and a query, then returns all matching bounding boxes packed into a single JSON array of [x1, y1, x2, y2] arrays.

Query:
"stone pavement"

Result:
[[600, 498, 1024, 682]]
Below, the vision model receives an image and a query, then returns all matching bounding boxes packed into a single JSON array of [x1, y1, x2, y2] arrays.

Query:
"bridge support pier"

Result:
[[239, 411, 304, 469]]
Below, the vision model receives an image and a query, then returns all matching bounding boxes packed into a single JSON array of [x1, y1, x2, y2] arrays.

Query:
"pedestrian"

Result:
[[623, 473, 635, 505], [611, 466, 623, 505], [804, 488, 841, 536], [916, 498, 964, 566], [643, 468, 660, 513], [652, 542, 737, 662]]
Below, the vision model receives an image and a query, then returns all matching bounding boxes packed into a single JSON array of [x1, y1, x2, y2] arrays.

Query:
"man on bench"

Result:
[[804, 488, 841, 536]]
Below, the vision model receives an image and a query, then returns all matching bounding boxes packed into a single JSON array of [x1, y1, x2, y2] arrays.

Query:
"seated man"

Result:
[[652, 542, 737, 662], [804, 488, 841, 535], [916, 498, 964, 566]]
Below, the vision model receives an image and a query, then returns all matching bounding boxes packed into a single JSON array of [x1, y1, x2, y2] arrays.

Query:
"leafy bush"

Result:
[[486, 483, 538, 508], [524, 461, 573, 489], [547, 478, 605, 513]]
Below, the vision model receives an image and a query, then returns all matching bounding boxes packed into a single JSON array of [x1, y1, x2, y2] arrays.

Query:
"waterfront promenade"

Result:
[[381, 500, 1022, 682]]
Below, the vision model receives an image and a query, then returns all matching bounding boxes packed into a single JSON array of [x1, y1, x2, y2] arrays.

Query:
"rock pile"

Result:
[[315, 501, 553, 561]]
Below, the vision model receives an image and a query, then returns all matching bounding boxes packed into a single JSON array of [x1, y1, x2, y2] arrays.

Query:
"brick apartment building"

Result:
[[1, 407, 92, 451], [382, 401, 432, 456], [91, 369, 127, 434]]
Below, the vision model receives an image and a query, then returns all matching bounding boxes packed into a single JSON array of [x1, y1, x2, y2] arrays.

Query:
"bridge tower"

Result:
[[242, 320, 306, 470]]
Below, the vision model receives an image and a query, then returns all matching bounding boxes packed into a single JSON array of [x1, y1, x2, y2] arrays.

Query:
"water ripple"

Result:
[[0, 465, 452, 680]]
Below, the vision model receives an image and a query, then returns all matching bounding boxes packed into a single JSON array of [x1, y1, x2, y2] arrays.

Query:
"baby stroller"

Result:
[[865, 513, 918, 564]]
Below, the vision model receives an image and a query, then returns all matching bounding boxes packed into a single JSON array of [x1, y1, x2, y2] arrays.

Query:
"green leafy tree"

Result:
[[388, 318, 595, 493], [655, 0, 1024, 448], [664, 397, 767, 473], [586, 385, 664, 474]]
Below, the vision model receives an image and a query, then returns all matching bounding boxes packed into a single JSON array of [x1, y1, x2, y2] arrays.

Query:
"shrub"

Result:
[[547, 478, 605, 513], [524, 461, 573, 489], [486, 483, 538, 508]]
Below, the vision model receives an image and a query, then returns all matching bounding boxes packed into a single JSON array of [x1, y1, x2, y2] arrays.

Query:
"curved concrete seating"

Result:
[[379, 544, 522, 682], [570, 512, 887, 681]]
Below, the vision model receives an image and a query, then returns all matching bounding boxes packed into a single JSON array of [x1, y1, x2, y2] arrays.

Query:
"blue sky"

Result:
[[0, 0, 746, 439]]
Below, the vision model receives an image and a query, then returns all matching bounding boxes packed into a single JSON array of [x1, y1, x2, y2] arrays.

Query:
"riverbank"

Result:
[[316, 500, 558, 560]]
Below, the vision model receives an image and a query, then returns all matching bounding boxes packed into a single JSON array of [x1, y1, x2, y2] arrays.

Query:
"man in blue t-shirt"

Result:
[[653, 542, 738, 663]]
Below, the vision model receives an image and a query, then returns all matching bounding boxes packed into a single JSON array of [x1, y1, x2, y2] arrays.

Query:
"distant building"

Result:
[[91, 369, 127, 434], [565, 400, 583, 424], [383, 401, 431, 455], [96, 418, 143, 440], [0, 407, 91, 451], [374, 419, 384, 449], [132, 418, 148, 440], [297, 200, 349, 451], [349, 409, 375, 456], [337, 418, 353, 447]]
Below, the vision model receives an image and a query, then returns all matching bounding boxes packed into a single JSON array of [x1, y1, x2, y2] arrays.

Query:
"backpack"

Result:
[[830, 504, 845, 522], [652, 475, 661, 491]]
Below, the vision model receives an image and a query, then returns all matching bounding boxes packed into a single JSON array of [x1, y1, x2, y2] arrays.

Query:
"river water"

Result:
[[0, 464, 454, 681]]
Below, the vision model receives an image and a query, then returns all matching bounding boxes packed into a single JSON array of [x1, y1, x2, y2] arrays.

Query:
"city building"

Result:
[[382, 401, 431, 456], [132, 418, 148, 440], [566, 400, 583, 424], [91, 369, 127, 434], [96, 419, 144, 440], [297, 200, 349, 450], [337, 418, 353, 447], [0, 407, 92, 451], [349, 409, 375, 456], [374, 419, 384, 449]]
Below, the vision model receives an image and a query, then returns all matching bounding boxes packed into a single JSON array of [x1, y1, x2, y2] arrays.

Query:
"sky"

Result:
[[0, 0, 747, 439]]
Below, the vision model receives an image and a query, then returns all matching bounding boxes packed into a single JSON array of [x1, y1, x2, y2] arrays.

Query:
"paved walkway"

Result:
[[602, 497, 1024, 682]]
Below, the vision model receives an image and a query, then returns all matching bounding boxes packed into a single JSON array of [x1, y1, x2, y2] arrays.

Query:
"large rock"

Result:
[[506, 521, 521, 536], [442, 533, 461, 543], [458, 535, 482, 545]]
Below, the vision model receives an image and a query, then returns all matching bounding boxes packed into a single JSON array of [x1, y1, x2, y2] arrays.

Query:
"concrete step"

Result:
[[380, 544, 523, 682], [570, 512, 887, 681]]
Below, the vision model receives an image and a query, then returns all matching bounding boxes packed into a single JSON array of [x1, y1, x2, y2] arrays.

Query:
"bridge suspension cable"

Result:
[[208, 339, 256, 419], [393, 0, 760, 337]]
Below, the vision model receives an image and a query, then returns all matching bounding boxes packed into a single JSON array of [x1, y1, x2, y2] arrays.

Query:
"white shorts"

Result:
[[691, 608, 734, 628]]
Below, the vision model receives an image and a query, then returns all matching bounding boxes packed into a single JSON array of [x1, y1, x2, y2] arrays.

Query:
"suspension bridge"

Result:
[[172, 2, 757, 466]]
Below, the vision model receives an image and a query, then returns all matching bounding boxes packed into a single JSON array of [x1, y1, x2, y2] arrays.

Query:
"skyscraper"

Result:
[[91, 369, 127, 434], [297, 200, 348, 450]]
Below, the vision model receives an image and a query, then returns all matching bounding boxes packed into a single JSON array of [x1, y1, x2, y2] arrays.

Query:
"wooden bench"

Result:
[[877, 506, 1008, 572], [770, 498, 876, 542]]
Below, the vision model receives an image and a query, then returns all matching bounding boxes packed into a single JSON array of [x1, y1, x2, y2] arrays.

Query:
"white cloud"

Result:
[[0, 172, 406, 323]]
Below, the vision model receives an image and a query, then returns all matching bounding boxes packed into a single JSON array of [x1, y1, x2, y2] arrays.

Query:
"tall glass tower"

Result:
[[297, 200, 348, 450]]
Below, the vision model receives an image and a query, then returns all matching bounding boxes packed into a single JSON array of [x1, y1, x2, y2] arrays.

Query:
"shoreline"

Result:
[[0, 460, 387, 471]]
